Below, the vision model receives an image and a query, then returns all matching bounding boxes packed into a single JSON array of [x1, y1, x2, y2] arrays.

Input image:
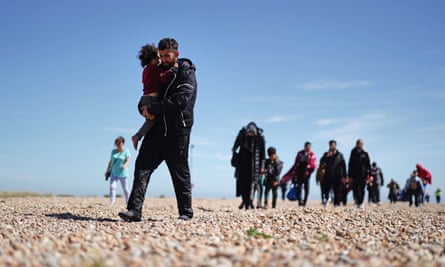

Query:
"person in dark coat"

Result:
[[320, 140, 347, 207], [348, 139, 371, 209], [232, 122, 266, 209], [369, 162, 384, 204], [387, 179, 400, 203], [263, 147, 283, 209]]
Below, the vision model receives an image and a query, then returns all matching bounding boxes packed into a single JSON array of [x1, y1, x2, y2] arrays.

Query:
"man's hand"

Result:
[[141, 105, 155, 120], [132, 135, 138, 150]]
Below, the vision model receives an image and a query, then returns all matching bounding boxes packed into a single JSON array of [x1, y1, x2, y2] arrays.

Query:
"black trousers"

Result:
[[127, 132, 193, 218], [322, 176, 342, 206], [352, 178, 366, 206], [296, 177, 310, 206], [407, 188, 421, 207], [264, 185, 278, 208]]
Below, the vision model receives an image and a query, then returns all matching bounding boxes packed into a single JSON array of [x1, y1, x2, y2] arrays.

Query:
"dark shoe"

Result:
[[239, 201, 245, 209], [178, 215, 192, 221], [118, 210, 141, 222]]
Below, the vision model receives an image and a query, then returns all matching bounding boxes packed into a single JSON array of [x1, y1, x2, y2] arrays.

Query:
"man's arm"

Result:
[[147, 68, 196, 115]]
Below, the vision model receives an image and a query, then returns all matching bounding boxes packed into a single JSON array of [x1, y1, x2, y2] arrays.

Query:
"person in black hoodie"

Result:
[[348, 139, 371, 209], [320, 140, 347, 207], [119, 38, 197, 222]]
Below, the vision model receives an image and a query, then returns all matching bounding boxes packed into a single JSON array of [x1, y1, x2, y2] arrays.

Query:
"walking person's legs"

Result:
[[332, 178, 342, 206], [264, 186, 270, 207], [354, 179, 366, 207], [297, 178, 304, 206], [255, 182, 263, 208], [109, 176, 118, 205], [119, 178, 130, 204], [272, 187, 278, 208], [302, 179, 310, 206], [120, 134, 163, 222], [164, 134, 193, 219]]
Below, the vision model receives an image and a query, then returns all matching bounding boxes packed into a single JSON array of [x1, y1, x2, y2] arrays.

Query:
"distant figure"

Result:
[[369, 162, 384, 204], [403, 170, 425, 207], [281, 142, 317, 207], [131, 44, 173, 150], [387, 179, 400, 204], [105, 136, 130, 205], [232, 122, 266, 210], [348, 139, 371, 209], [416, 163, 432, 204], [320, 140, 347, 207], [425, 193, 430, 203], [263, 147, 283, 209], [436, 188, 442, 204]]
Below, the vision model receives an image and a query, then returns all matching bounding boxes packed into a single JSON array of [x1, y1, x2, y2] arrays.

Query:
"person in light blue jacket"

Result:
[[105, 136, 130, 205]]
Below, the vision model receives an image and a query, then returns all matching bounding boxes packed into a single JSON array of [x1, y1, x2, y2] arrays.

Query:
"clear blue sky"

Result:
[[0, 1, 444, 200]]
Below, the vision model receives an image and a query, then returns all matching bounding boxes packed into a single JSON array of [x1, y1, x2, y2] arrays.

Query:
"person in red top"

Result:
[[281, 142, 317, 206], [132, 44, 173, 150], [416, 163, 432, 184]]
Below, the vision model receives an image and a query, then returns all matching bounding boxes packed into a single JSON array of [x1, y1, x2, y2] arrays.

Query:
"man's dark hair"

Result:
[[329, 140, 336, 145], [158, 38, 179, 51], [304, 141, 311, 147], [138, 44, 158, 67], [267, 147, 276, 156]]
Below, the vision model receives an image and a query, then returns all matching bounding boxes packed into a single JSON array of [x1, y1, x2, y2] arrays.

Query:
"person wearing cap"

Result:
[[232, 122, 266, 210]]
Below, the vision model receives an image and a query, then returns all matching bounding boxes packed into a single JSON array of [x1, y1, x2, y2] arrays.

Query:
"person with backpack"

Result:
[[403, 170, 425, 207]]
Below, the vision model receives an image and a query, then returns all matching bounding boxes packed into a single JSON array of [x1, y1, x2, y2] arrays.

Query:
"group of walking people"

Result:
[[101, 36, 437, 222], [231, 122, 436, 209]]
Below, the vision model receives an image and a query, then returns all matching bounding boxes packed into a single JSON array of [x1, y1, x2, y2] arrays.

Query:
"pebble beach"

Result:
[[0, 196, 444, 267]]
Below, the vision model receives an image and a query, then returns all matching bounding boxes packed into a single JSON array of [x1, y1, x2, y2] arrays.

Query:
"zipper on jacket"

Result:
[[180, 111, 186, 127], [163, 72, 177, 136]]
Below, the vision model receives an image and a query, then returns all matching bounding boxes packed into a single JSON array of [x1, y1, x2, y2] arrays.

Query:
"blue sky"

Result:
[[0, 1, 444, 200]]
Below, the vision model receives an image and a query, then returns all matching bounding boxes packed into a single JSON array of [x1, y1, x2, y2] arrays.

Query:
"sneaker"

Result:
[[178, 215, 192, 221], [118, 210, 141, 222]]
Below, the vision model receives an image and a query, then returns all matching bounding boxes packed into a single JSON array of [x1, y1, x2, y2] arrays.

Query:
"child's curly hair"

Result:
[[138, 44, 158, 67]]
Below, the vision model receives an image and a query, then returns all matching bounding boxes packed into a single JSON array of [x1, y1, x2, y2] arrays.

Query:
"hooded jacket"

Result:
[[147, 58, 197, 136]]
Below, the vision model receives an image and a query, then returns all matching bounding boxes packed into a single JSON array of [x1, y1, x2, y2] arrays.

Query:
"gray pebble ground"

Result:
[[0, 197, 444, 267]]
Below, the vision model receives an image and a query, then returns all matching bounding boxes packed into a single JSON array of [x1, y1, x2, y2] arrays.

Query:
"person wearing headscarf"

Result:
[[232, 122, 266, 209]]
